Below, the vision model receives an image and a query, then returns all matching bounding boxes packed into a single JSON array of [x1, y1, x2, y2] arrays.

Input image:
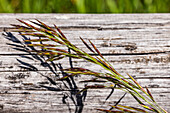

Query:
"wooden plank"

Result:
[[0, 68, 169, 88], [0, 14, 169, 112], [1, 29, 170, 54], [0, 89, 170, 113], [0, 55, 169, 77], [1, 14, 170, 28]]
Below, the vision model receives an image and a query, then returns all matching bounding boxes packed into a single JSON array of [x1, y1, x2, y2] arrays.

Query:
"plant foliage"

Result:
[[11, 19, 168, 113], [0, 0, 170, 13]]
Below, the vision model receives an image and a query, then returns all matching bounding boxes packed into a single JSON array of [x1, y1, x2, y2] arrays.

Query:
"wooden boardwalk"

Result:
[[0, 14, 169, 113]]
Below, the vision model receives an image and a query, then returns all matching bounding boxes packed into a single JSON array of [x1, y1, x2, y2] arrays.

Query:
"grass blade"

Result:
[[46, 56, 65, 61], [146, 86, 155, 102], [54, 24, 67, 39], [62, 67, 90, 72], [127, 73, 146, 93], [24, 39, 49, 42], [44, 48, 69, 53], [140, 104, 159, 112], [89, 39, 103, 58], [27, 44, 59, 47], [21, 33, 47, 37], [80, 37, 95, 53], [35, 19, 56, 32], [129, 91, 144, 105], [117, 105, 148, 113], [97, 109, 124, 113], [79, 78, 106, 83], [110, 105, 136, 113], [11, 24, 32, 30]]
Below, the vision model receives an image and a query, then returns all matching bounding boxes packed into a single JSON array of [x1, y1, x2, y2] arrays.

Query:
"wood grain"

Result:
[[0, 14, 169, 113]]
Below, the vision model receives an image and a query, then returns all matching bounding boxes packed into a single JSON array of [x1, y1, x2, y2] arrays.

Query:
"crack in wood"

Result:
[[0, 51, 169, 56], [0, 26, 143, 32]]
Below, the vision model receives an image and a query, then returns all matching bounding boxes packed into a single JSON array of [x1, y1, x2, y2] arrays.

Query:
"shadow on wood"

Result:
[[2, 29, 128, 113], [2, 31, 91, 113]]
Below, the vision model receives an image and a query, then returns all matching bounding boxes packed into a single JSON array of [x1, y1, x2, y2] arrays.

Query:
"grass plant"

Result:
[[11, 19, 168, 113]]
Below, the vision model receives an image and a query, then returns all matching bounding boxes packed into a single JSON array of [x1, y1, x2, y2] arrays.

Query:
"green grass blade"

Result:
[[11, 24, 32, 30], [62, 67, 90, 72], [46, 56, 65, 61], [128, 91, 144, 105], [97, 109, 124, 113], [80, 37, 95, 53], [89, 39, 103, 58], [44, 48, 69, 53], [146, 87, 155, 102], [35, 19, 56, 32], [24, 39, 49, 42], [140, 104, 159, 113], [117, 105, 148, 113], [110, 105, 136, 113], [27, 44, 59, 47], [79, 78, 106, 83], [54, 25, 68, 39], [21, 33, 47, 37], [127, 73, 146, 93]]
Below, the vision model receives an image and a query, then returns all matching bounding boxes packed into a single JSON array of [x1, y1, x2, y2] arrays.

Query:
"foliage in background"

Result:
[[0, 0, 170, 13], [10, 19, 168, 113]]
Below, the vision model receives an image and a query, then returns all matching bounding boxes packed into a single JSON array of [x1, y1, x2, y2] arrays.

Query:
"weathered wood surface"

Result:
[[0, 14, 170, 113]]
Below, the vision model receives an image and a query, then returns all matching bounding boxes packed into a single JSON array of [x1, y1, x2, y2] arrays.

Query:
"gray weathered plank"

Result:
[[1, 29, 170, 54], [0, 14, 169, 113]]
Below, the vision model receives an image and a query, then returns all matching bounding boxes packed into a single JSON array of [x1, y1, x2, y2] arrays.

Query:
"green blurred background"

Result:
[[0, 0, 170, 13]]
